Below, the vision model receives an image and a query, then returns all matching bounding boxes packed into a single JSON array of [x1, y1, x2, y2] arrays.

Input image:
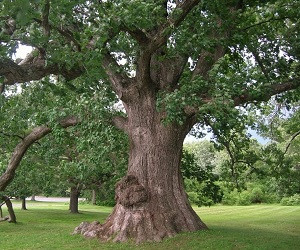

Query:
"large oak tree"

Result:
[[1, 0, 300, 243]]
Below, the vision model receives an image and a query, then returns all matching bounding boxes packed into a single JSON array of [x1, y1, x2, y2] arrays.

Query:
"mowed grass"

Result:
[[1, 202, 299, 250]]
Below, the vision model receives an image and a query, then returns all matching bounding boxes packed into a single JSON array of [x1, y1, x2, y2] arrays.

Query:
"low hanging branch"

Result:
[[0, 116, 79, 192]]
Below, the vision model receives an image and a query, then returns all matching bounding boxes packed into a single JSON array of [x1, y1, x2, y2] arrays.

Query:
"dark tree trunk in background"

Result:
[[91, 190, 96, 205], [21, 197, 27, 210], [74, 90, 207, 243], [31, 195, 36, 201], [0, 203, 3, 218], [70, 186, 80, 214]]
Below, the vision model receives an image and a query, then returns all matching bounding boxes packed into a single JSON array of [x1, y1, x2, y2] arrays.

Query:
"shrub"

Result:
[[222, 188, 258, 205], [184, 178, 222, 207], [222, 189, 239, 205], [280, 197, 290, 206], [264, 193, 281, 203], [280, 194, 300, 206], [236, 190, 252, 205], [187, 191, 200, 205], [250, 187, 265, 203]]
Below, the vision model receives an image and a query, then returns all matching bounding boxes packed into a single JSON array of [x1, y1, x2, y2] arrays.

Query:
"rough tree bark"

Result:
[[69, 186, 80, 214], [74, 90, 207, 243]]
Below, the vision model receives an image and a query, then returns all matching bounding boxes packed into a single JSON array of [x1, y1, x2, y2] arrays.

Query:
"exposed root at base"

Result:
[[73, 205, 207, 244]]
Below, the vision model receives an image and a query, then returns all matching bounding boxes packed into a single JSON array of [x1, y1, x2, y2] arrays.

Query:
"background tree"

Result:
[[181, 147, 222, 207], [255, 103, 300, 198]]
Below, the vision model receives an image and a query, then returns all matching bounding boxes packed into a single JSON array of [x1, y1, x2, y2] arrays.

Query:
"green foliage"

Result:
[[221, 183, 278, 206], [280, 194, 300, 206], [181, 148, 222, 206], [0, 78, 128, 201]]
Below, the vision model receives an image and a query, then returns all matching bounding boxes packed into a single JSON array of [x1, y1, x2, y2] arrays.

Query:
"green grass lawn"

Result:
[[1, 202, 299, 250]]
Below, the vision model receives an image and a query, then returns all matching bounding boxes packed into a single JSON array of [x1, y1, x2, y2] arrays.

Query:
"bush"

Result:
[[236, 190, 252, 205], [280, 194, 300, 206], [264, 193, 281, 203], [222, 189, 255, 206], [184, 178, 222, 207], [222, 189, 239, 205], [250, 187, 265, 203], [187, 192, 199, 205]]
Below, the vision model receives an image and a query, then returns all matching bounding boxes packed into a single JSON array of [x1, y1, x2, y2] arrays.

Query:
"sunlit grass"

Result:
[[1, 202, 299, 249]]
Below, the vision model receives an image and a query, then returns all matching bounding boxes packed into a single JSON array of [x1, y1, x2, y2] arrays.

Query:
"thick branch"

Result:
[[33, 18, 81, 51], [151, 0, 201, 52], [150, 52, 188, 90], [234, 80, 300, 106], [0, 116, 79, 192], [248, 47, 270, 81], [102, 52, 133, 100], [192, 47, 225, 80], [42, 0, 51, 37], [0, 196, 16, 223], [0, 57, 83, 86], [120, 24, 149, 45], [135, 0, 200, 86], [112, 116, 128, 132]]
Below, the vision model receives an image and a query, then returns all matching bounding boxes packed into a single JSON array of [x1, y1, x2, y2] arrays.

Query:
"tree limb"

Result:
[[0, 116, 79, 192], [150, 0, 201, 52], [33, 18, 81, 51], [135, 0, 201, 86], [233, 79, 300, 106], [248, 46, 270, 81], [102, 52, 133, 100], [0, 57, 83, 86], [120, 24, 149, 45], [284, 130, 300, 155], [0, 131, 24, 140], [192, 47, 225, 80], [42, 0, 51, 37]]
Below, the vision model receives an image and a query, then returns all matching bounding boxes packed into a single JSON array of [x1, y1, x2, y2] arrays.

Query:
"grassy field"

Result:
[[1, 201, 299, 250]]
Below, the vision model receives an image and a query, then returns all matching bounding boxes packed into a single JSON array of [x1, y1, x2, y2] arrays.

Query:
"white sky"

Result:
[[14, 44, 32, 59]]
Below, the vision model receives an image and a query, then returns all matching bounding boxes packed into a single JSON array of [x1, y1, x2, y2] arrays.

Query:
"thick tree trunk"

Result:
[[31, 195, 36, 201], [21, 197, 27, 210], [70, 186, 80, 214], [74, 93, 207, 243], [91, 190, 96, 205]]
